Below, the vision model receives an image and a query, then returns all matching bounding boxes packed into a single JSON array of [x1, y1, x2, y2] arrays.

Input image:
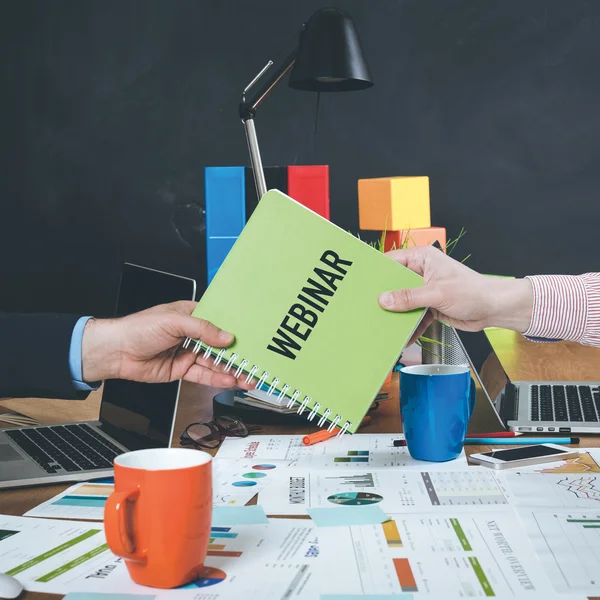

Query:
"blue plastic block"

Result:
[[205, 167, 246, 235], [207, 236, 237, 283], [205, 167, 245, 282]]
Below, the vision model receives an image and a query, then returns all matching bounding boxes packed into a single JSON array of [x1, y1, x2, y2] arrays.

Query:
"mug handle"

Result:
[[468, 377, 476, 420], [104, 488, 146, 564]]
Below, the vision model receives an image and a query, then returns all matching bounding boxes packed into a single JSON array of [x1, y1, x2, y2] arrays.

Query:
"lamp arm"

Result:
[[239, 49, 298, 120], [239, 42, 300, 200], [239, 49, 297, 200]]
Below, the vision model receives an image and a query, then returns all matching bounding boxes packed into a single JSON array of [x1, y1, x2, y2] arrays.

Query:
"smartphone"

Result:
[[469, 444, 579, 470]]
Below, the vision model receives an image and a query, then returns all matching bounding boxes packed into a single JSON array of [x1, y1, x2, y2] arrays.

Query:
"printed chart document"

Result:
[[23, 458, 279, 520], [517, 508, 600, 596], [0, 515, 319, 599], [259, 468, 511, 516], [514, 449, 600, 474], [500, 472, 600, 508], [211, 458, 291, 507], [318, 511, 553, 597], [25, 481, 113, 521], [216, 434, 469, 470]]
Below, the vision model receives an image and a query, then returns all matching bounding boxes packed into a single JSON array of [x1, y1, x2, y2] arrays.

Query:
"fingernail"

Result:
[[219, 330, 234, 343], [378, 292, 394, 308]]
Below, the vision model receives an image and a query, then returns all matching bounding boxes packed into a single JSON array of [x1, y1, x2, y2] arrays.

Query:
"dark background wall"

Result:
[[1, 0, 599, 316]]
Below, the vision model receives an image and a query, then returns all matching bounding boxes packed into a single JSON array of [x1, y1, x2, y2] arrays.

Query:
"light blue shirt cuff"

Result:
[[69, 316, 101, 391]]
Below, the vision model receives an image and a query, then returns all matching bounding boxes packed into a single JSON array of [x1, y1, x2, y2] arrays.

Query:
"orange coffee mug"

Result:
[[104, 448, 212, 588]]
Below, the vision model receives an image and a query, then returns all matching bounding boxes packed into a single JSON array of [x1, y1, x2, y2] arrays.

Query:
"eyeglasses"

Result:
[[180, 415, 260, 449]]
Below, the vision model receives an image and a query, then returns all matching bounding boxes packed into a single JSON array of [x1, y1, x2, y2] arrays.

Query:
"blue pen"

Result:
[[464, 437, 579, 445]]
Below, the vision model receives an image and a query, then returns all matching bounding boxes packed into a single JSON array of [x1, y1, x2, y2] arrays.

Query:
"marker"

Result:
[[464, 437, 579, 445], [393, 439, 407, 447], [302, 416, 371, 446]]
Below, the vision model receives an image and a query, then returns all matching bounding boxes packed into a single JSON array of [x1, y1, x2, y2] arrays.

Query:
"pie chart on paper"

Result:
[[243, 472, 267, 479], [183, 567, 227, 588], [327, 492, 384, 506]]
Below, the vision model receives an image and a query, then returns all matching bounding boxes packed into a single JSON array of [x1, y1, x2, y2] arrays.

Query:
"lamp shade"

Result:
[[289, 7, 373, 92]]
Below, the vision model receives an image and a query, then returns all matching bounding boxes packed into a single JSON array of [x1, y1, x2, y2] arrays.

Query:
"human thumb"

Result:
[[176, 314, 234, 347], [378, 285, 439, 313]]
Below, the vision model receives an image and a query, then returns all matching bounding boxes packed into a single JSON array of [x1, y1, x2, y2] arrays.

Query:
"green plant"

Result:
[[379, 226, 470, 263], [353, 230, 388, 253], [445, 227, 471, 263]]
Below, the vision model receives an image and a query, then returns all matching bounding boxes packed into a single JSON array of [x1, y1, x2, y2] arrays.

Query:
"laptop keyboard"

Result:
[[530, 384, 600, 422], [6, 423, 122, 474]]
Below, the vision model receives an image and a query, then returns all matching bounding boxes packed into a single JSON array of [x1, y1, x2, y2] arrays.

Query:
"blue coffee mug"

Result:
[[400, 365, 475, 462]]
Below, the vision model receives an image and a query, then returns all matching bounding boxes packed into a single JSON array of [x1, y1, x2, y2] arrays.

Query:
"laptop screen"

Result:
[[99, 263, 196, 450], [454, 329, 511, 409]]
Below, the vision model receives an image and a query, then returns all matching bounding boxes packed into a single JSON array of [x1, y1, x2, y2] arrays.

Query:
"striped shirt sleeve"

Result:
[[523, 273, 600, 347]]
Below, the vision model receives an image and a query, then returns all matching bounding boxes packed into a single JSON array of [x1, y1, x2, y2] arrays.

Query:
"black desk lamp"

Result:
[[239, 7, 373, 200]]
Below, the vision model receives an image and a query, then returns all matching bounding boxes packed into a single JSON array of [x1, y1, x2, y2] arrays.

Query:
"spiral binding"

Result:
[[183, 338, 351, 435]]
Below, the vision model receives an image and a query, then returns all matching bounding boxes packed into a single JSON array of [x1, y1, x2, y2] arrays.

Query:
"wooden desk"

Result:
[[2, 333, 600, 599]]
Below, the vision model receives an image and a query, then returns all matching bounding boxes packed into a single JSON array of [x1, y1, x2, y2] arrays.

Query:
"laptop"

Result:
[[0, 262, 196, 489], [455, 328, 600, 434]]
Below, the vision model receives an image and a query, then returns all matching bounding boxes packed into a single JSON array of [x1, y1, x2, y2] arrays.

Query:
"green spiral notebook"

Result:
[[189, 190, 425, 433]]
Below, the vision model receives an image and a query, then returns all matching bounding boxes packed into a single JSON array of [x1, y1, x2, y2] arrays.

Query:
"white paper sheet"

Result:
[[500, 471, 600, 507], [516, 507, 600, 596], [259, 468, 511, 515], [0, 514, 319, 599], [318, 510, 554, 597], [216, 434, 469, 470]]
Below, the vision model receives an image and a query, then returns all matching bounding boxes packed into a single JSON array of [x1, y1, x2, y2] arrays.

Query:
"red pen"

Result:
[[466, 432, 522, 438]]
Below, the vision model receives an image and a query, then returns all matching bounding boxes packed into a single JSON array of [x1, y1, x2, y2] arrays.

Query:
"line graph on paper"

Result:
[[557, 476, 600, 502], [502, 472, 600, 508]]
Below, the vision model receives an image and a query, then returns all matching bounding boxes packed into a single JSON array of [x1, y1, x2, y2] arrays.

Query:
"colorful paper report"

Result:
[[258, 468, 511, 516], [24, 481, 113, 521], [216, 434, 469, 470], [0, 515, 320, 599], [317, 511, 554, 597], [24, 458, 280, 521]]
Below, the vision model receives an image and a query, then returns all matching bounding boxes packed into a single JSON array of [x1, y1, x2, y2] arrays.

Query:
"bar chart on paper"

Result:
[[208, 527, 244, 558], [24, 482, 113, 521], [518, 509, 600, 595], [317, 511, 550, 597], [0, 515, 322, 599]]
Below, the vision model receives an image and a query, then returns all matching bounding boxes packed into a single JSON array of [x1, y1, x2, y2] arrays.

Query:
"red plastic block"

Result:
[[287, 166, 330, 219], [383, 227, 446, 253]]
